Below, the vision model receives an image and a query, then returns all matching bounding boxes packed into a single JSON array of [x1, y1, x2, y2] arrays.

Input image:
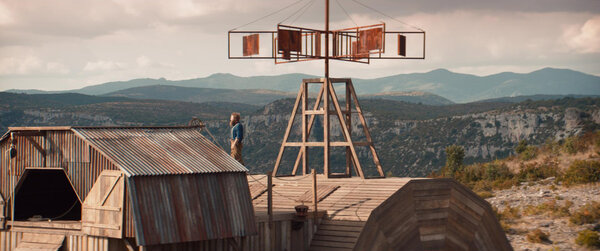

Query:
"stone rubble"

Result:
[[486, 178, 600, 251]]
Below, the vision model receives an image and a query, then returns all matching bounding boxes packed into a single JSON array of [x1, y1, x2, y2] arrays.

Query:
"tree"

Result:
[[443, 145, 465, 177], [515, 139, 528, 154]]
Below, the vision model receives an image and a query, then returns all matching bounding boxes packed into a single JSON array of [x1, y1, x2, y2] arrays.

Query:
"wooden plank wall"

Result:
[[0, 231, 129, 251], [353, 179, 512, 251], [143, 213, 320, 251], [0, 212, 319, 251]]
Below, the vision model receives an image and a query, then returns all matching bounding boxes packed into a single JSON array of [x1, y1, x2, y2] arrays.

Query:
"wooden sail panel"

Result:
[[243, 34, 259, 56], [278, 29, 301, 59], [314, 31, 321, 57], [352, 41, 367, 60], [81, 170, 124, 239], [398, 34, 406, 56], [359, 27, 383, 52]]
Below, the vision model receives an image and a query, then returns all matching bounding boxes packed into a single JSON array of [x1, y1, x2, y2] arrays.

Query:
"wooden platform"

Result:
[[248, 175, 417, 221], [248, 176, 512, 251]]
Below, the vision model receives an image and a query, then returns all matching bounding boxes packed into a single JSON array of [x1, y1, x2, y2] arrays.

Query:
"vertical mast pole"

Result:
[[323, 0, 330, 177], [325, 0, 329, 79]]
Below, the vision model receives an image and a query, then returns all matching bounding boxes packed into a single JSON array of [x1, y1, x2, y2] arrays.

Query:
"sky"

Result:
[[0, 0, 599, 91]]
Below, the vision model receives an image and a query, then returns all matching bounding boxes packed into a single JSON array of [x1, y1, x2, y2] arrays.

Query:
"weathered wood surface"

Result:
[[272, 78, 384, 178], [297, 185, 339, 203], [249, 175, 415, 221], [0, 195, 4, 230], [308, 220, 365, 251], [14, 233, 64, 251], [250, 176, 510, 250], [353, 179, 513, 251], [249, 183, 270, 200], [81, 170, 124, 239]]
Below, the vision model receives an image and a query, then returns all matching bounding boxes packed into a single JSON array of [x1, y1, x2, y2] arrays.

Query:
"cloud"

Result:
[[563, 16, 600, 53], [0, 55, 42, 75], [45, 62, 70, 74], [0, 55, 70, 75], [0, 2, 14, 25], [83, 60, 127, 72], [136, 55, 174, 68]]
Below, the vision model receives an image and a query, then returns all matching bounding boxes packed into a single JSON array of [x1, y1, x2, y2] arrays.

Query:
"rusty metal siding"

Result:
[[0, 135, 44, 202], [0, 131, 121, 222], [0, 140, 9, 201], [128, 172, 257, 246], [72, 128, 247, 176]]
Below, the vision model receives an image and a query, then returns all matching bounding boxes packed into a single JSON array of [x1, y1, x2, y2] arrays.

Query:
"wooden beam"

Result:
[[285, 142, 325, 147], [348, 80, 384, 177], [293, 85, 325, 175], [267, 171, 273, 229], [324, 79, 330, 177], [273, 87, 304, 176], [312, 169, 318, 227], [328, 82, 364, 178], [9, 126, 71, 131], [345, 80, 352, 176], [305, 110, 325, 115], [302, 82, 308, 175]]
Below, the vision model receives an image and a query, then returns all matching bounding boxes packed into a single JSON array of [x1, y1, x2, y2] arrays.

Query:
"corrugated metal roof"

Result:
[[129, 173, 257, 245], [72, 127, 248, 176]]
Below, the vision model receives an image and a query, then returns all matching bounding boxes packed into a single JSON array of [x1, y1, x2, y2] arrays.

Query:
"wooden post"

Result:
[[267, 171, 273, 228], [301, 82, 308, 175], [323, 79, 330, 177], [312, 169, 318, 226], [345, 81, 352, 177], [10, 132, 15, 226], [267, 171, 274, 251]]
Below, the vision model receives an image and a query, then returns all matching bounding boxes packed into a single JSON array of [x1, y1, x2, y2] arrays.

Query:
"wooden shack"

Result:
[[0, 126, 256, 251]]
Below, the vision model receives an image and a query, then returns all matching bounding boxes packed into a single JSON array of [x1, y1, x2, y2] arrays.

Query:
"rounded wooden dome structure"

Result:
[[353, 179, 512, 251]]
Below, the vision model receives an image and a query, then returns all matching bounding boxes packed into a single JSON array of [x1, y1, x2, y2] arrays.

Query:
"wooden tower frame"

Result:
[[228, 0, 425, 178], [272, 78, 384, 178]]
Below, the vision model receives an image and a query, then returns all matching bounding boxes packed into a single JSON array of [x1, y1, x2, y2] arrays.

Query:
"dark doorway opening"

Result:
[[14, 169, 81, 221]]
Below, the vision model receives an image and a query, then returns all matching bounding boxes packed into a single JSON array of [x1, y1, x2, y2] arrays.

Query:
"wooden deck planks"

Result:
[[248, 175, 412, 221]]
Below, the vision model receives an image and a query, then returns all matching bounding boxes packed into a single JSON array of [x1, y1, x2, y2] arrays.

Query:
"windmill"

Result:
[[228, 0, 425, 178]]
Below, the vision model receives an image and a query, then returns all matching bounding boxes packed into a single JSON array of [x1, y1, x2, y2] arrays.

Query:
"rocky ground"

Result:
[[486, 178, 600, 251]]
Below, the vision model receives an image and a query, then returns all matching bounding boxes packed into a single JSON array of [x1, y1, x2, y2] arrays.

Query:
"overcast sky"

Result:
[[0, 0, 599, 91]]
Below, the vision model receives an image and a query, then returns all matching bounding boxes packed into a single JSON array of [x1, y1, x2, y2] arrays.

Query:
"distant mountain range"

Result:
[[2, 91, 598, 176], [103, 85, 455, 106], [6, 68, 600, 103]]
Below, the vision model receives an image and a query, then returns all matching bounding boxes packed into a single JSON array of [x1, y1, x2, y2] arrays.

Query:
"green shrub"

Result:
[[442, 145, 465, 177], [457, 161, 517, 191], [520, 145, 538, 160], [541, 139, 561, 155], [518, 162, 561, 182], [563, 136, 588, 154], [516, 140, 528, 154], [494, 205, 520, 232], [477, 191, 494, 199], [526, 228, 550, 243], [570, 201, 600, 225], [561, 160, 600, 186], [523, 200, 572, 218], [575, 230, 600, 248]]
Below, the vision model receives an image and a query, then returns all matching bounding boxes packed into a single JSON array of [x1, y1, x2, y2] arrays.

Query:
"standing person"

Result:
[[230, 112, 244, 165]]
